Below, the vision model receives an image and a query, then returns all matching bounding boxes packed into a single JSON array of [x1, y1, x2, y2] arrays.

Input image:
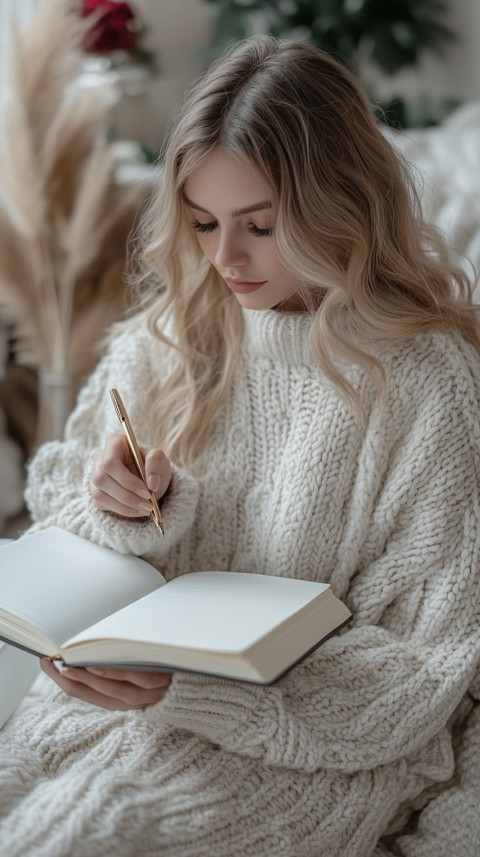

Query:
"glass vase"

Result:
[[36, 370, 73, 447]]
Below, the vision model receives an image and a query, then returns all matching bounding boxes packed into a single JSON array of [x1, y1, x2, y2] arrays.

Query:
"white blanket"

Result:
[[386, 102, 480, 301]]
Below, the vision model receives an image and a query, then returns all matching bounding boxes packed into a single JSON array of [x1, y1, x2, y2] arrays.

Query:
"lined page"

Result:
[[0, 528, 164, 650]]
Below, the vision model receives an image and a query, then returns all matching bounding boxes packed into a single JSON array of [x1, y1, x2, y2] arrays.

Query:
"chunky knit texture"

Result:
[[1, 307, 479, 856]]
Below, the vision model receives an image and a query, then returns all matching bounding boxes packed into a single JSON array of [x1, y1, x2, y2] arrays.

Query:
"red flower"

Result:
[[78, 1, 139, 54]]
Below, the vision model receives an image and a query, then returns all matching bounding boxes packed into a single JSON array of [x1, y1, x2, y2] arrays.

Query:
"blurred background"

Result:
[[0, 0, 479, 537], [46, 0, 480, 147]]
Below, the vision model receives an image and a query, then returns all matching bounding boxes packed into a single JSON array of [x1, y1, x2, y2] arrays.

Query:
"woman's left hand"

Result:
[[40, 658, 172, 711]]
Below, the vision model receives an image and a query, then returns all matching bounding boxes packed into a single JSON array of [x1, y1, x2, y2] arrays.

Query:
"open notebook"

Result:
[[0, 527, 352, 684]]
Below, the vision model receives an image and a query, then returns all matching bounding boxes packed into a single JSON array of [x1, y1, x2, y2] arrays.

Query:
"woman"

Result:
[[1, 35, 479, 857]]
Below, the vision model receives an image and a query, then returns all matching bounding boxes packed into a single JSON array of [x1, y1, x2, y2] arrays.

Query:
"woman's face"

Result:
[[184, 149, 300, 310]]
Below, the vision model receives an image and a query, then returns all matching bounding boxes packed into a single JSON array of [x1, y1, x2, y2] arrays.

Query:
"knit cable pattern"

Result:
[[1, 308, 479, 856]]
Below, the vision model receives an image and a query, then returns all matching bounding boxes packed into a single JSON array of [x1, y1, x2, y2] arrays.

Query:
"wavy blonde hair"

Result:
[[130, 35, 479, 470]]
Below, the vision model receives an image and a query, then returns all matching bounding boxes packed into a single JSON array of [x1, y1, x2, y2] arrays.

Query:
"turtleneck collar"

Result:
[[242, 307, 314, 367]]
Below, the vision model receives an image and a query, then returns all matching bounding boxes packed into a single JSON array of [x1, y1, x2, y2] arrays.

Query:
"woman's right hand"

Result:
[[90, 433, 172, 519]]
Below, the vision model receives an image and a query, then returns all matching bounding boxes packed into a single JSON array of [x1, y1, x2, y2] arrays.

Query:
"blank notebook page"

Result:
[[66, 572, 330, 652], [0, 528, 164, 646]]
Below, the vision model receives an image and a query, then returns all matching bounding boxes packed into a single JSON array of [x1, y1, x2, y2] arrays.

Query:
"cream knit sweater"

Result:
[[0, 308, 479, 857]]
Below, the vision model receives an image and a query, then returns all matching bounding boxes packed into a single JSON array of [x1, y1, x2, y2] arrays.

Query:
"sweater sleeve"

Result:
[[24, 327, 199, 559], [148, 345, 480, 775]]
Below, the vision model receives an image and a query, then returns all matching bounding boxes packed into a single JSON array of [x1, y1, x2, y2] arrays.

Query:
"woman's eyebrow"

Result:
[[183, 195, 272, 217]]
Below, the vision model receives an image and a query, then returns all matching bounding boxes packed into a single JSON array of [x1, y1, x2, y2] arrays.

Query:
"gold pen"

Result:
[[110, 388, 165, 536]]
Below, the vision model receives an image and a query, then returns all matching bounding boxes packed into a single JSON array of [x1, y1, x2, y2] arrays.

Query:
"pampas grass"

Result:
[[0, 0, 146, 382]]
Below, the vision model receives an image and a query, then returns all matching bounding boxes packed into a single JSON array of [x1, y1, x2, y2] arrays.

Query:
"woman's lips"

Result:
[[225, 278, 267, 294]]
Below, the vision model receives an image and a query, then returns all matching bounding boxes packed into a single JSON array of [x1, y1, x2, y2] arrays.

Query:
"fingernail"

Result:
[[147, 474, 160, 493], [138, 487, 151, 499], [138, 501, 152, 512]]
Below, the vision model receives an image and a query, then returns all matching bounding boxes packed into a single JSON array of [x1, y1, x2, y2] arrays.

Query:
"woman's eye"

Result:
[[248, 224, 273, 238], [191, 220, 217, 234], [191, 220, 272, 237]]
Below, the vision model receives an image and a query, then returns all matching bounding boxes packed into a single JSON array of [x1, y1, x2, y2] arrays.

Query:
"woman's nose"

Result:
[[215, 232, 249, 269]]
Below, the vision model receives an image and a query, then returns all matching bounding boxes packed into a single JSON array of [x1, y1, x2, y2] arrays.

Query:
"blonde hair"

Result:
[[130, 35, 479, 470]]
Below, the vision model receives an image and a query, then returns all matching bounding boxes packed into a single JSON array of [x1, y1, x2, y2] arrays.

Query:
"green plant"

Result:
[[202, 0, 457, 127]]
